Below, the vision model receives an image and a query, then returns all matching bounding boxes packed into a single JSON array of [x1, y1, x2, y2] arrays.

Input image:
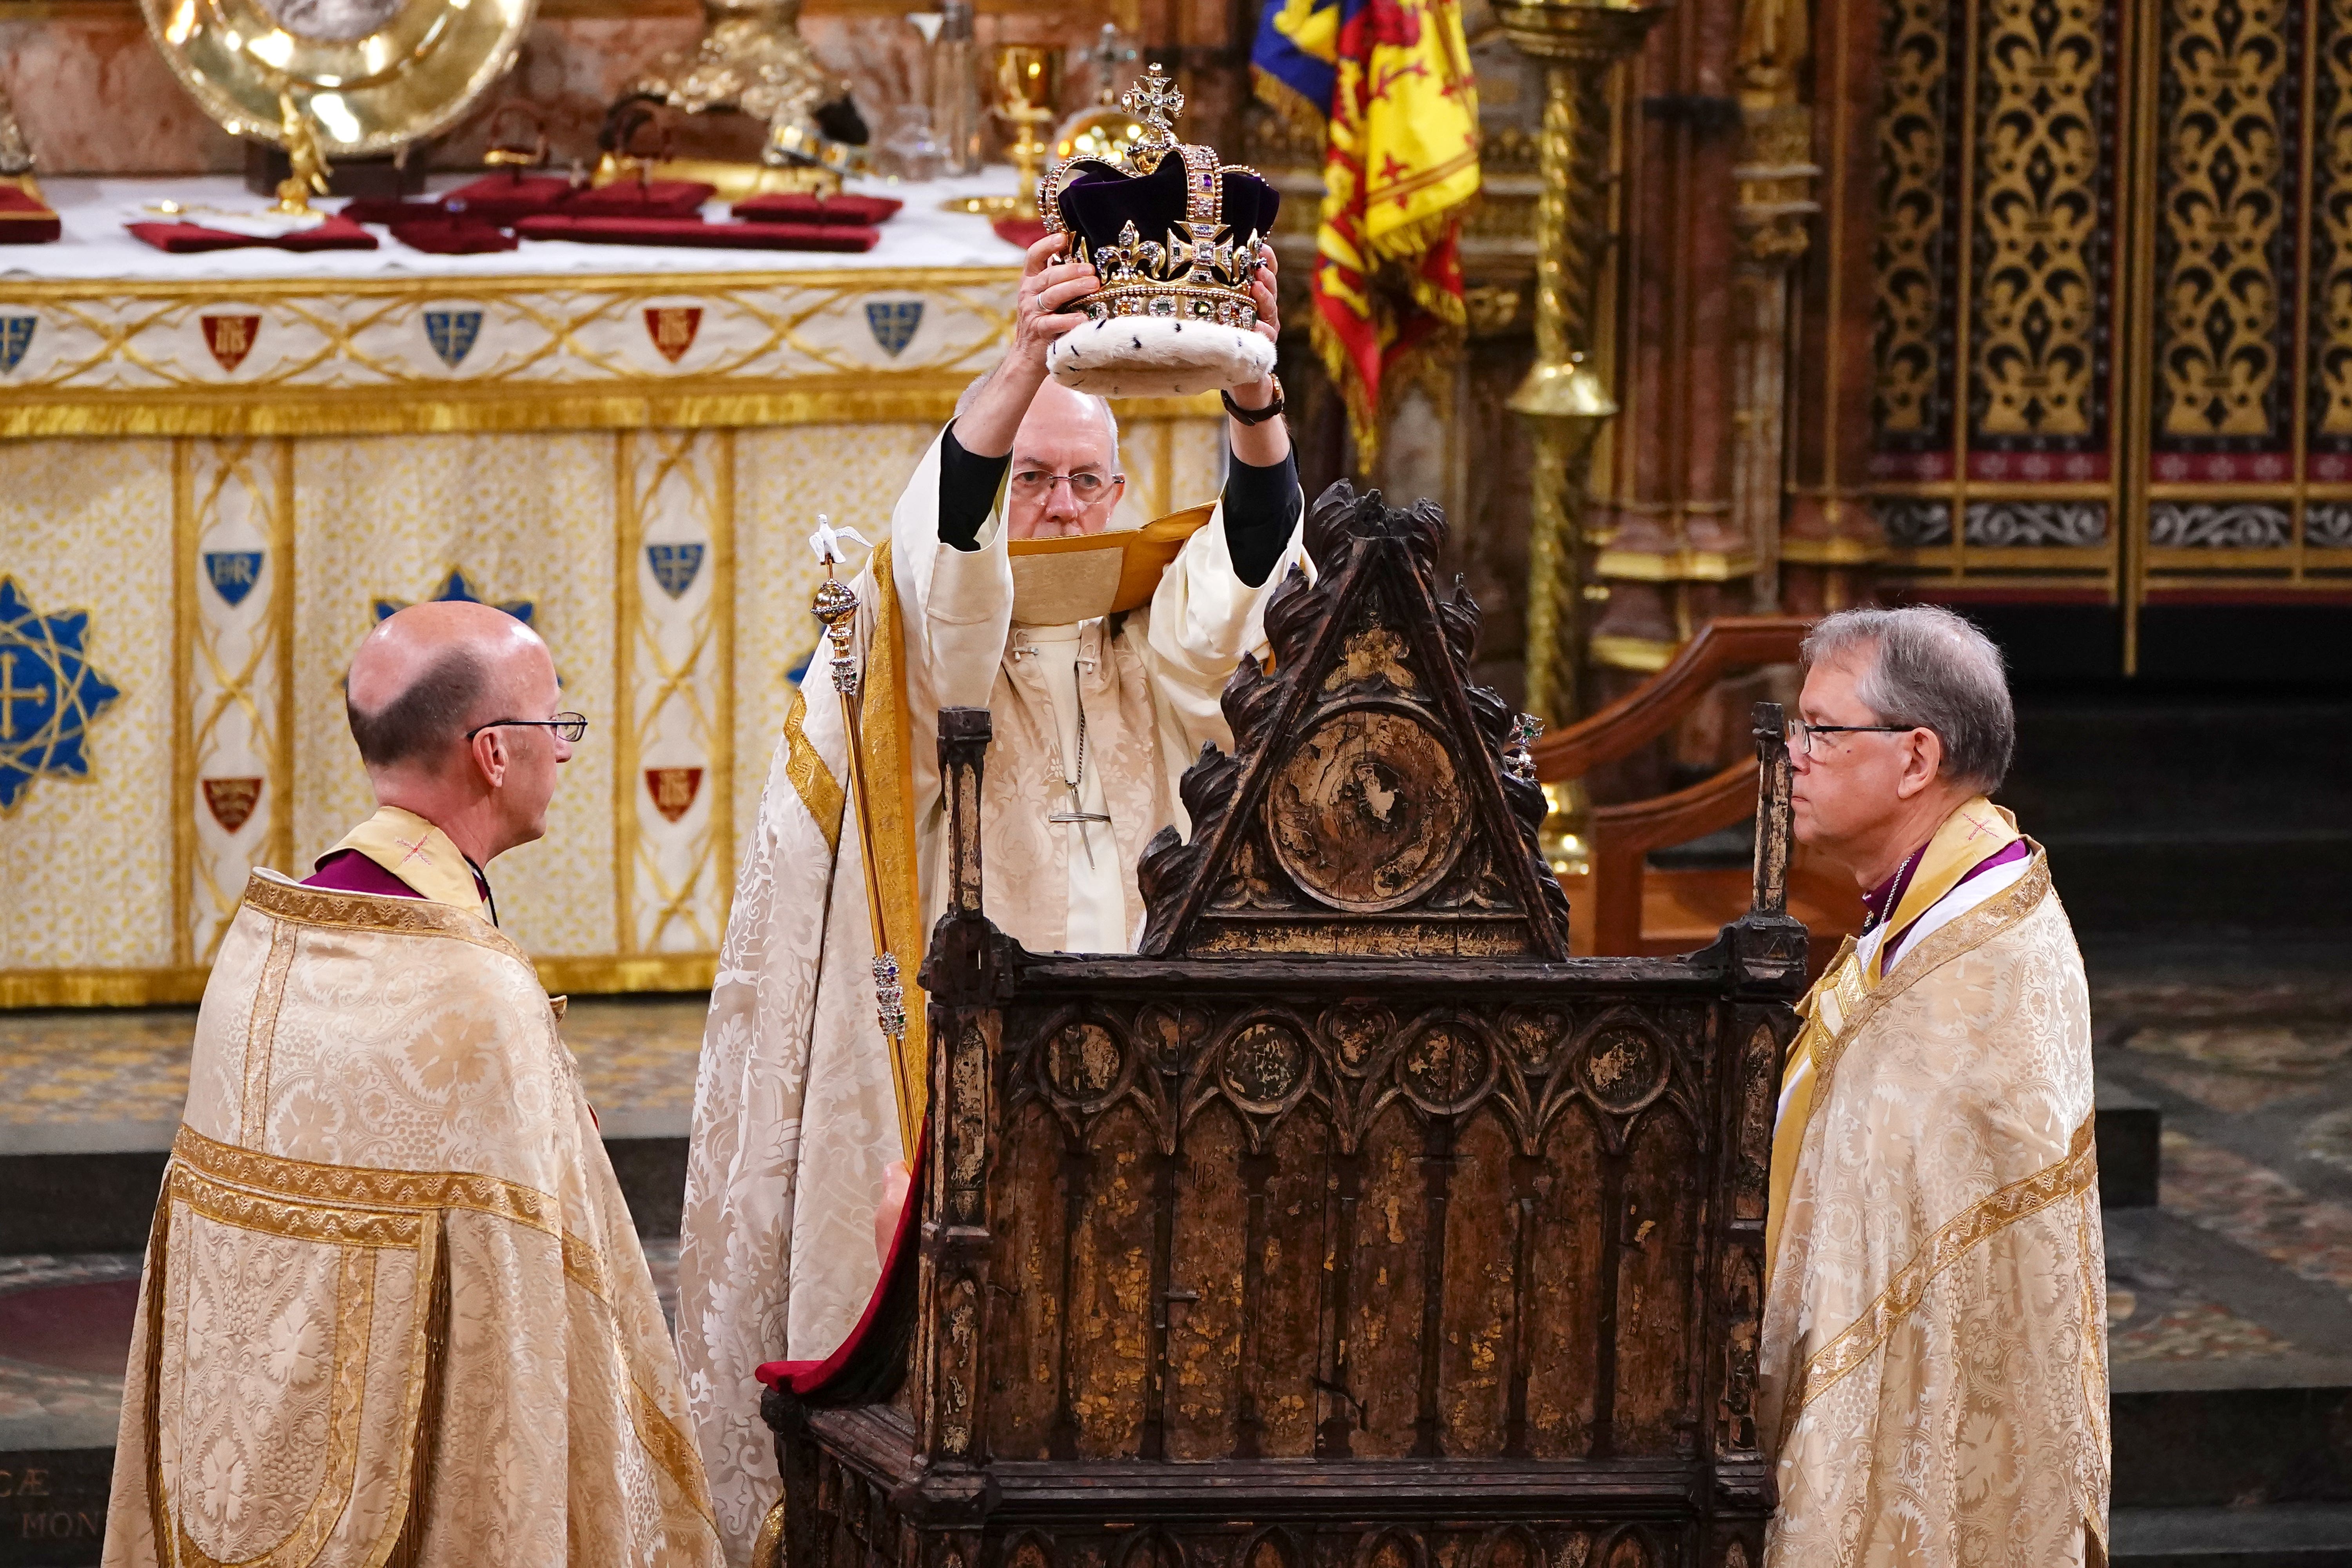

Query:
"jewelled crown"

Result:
[[1039, 66, 1279, 331]]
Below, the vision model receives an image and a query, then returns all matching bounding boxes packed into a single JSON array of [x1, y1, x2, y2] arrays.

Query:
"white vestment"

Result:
[[675, 428, 1304, 1561]]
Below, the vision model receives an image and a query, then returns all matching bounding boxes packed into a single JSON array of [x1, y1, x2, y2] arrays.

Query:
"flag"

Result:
[[1252, 0, 1481, 461]]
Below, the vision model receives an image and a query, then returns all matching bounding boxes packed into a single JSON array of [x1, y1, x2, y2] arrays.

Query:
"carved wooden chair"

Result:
[[1531, 618, 1861, 974], [762, 486, 1807, 1568]]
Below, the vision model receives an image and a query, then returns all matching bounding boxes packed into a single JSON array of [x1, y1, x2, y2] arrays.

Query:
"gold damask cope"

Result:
[[104, 874, 720, 1565], [143, 0, 534, 155]]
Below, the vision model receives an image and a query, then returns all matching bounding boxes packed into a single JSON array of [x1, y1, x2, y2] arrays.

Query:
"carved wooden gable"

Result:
[[1137, 483, 1570, 959]]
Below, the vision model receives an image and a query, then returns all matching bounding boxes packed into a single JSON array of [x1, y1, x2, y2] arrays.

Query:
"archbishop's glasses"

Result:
[[1010, 468, 1121, 503], [467, 712, 590, 742], [1784, 717, 1915, 759]]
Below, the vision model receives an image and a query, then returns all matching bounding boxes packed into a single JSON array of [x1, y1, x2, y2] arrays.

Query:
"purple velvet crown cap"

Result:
[[1049, 151, 1280, 256]]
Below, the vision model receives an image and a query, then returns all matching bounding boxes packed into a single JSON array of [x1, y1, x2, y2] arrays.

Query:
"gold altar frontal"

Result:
[[0, 196, 1228, 1005]]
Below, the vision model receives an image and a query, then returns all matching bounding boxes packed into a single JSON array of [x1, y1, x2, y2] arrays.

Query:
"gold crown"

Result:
[[1038, 65, 1273, 331]]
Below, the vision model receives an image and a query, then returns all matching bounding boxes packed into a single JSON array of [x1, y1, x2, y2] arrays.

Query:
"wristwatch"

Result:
[[1222, 375, 1286, 426]]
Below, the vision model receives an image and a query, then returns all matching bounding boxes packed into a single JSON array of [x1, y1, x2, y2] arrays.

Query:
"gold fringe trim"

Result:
[[1251, 65, 1330, 148]]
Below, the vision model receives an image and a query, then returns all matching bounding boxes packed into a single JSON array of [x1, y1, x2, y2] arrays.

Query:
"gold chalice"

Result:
[[942, 44, 1062, 219]]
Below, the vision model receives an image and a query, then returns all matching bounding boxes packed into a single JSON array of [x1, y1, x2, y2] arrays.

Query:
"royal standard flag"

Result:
[[1253, 0, 1480, 460]]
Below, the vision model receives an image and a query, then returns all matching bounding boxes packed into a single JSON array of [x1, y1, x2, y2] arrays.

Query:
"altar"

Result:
[[0, 175, 1229, 1005]]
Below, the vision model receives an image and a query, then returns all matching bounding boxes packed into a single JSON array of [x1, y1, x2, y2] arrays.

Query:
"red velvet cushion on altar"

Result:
[[993, 216, 1049, 250], [733, 191, 902, 227], [388, 218, 519, 254], [440, 173, 579, 223], [0, 187, 61, 244], [566, 180, 717, 218], [514, 215, 880, 252], [127, 216, 379, 253]]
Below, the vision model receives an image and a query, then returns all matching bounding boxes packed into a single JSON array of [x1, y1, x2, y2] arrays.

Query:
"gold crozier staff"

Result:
[[808, 517, 918, 1160]]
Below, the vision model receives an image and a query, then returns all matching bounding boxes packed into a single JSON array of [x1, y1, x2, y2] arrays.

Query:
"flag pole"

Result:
[[809, 523, 919, 1162]]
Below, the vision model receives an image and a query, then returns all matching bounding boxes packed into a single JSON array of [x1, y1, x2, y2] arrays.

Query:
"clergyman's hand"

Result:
[[1011, 230, 1098, 376]]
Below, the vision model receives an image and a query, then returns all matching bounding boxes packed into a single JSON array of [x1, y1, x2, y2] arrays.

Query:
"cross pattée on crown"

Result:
[[1122, 64, 1183, 154]]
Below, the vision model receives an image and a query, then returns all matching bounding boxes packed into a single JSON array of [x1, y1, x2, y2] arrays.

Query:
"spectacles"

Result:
[[1786, 718, 1915, 758], [1009, 468, 1119, 502], [467, 712, 589, 743]]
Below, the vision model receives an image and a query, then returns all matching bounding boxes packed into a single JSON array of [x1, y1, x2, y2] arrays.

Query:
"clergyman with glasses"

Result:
[[104, 600, 721, 1566], [1759, 605, 2107, 1567], [675, 231, 1303, 1555]]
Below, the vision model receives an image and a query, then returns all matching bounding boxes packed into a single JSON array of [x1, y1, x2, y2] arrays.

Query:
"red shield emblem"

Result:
[[201, 776, 263, 833], [646, 766, 704, 823], [644, 306, 702, 364], [200, 314, 261, 372]]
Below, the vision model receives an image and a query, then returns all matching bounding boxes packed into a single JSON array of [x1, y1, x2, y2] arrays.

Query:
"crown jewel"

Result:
[[1037, 71, 1278, 334]]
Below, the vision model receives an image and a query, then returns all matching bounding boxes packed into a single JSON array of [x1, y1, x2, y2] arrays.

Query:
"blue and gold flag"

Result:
[[1253, 0, 1480, 460]]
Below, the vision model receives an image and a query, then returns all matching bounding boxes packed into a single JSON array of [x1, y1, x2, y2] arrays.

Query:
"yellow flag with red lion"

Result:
[[1252, 0, 1481, 461]]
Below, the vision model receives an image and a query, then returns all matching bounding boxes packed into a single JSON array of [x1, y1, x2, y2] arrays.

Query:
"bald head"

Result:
[[347, 601, 548, 774]]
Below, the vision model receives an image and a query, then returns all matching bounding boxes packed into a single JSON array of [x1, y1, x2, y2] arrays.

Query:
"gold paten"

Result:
[[140, 0, 535, 155], [625, 0, 858, 181]]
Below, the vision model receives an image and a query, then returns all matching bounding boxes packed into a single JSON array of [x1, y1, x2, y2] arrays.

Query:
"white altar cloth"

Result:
[[4, 171, 1030, 281]]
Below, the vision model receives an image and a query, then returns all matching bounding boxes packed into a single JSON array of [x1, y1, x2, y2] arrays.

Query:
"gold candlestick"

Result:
[[1493, 0, 1669, 729]]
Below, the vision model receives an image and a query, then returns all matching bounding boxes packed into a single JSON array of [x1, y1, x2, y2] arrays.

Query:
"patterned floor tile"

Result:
[[0, 999, 705, 1132], [2158, 1129, 2352, 1297], [2110, 1297, 2296, 1363]]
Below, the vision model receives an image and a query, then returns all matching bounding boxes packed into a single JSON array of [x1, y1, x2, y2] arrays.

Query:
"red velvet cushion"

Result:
[[514, 215, 880, 252], [0, 187, 60, 245], [992, 216, 1049, 251], [441, 173, 578, 223], [126, 216, 378, 254], [566, 180, 717, 218], [389, 218, 519, 254], [733, 192, 902, 227]]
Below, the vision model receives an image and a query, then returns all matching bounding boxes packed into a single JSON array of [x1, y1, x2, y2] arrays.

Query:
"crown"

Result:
[[1037, 65, 1281, 396]]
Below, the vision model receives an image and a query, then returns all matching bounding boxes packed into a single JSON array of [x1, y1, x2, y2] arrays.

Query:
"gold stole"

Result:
[[1763, 796, 2022, 1282], [321, 805, 488, 916], [777, 540, 930, 1143]]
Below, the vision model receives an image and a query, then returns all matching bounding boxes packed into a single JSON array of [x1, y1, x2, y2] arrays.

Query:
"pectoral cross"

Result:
[[1049, 780, 1111, 869]]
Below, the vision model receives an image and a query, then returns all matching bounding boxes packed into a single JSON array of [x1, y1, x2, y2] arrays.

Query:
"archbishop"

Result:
[[676, 228, 1304, 1556]]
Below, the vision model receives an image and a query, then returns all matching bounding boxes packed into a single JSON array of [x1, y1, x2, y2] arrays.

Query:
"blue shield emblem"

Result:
[[646, 543, 706, 600], [203, 550, 265, 609], [864, 299, 924, 358], [0, 314, 33, 375], [374, 568, 534, 627], [0, 577, 124, 812], [422, 308, 483, 370]]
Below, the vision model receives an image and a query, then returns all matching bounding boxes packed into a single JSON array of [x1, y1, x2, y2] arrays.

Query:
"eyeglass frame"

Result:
[[1007, 466, 1125, 505], [465, 712, 589, 743], [1785, 718, 1918, 759]]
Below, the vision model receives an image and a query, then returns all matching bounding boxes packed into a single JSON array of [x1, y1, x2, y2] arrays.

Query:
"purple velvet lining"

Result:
[[303, 849, 424, 899], [1053, 153, 1279, 256], [1882, 836, 2032, 967]]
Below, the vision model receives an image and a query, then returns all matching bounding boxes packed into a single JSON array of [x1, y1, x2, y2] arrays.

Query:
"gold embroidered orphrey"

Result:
[[1759, 848, 2110, 1567], [105, 868, 721, 1567]]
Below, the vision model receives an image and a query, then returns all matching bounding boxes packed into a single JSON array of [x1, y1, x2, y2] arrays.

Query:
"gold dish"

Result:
[[143, 0, 535, 155]]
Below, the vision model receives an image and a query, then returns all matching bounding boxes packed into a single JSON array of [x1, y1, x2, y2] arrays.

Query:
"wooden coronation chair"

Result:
[[760, 486, 1810, 1568], [1532, 619, 1862, 976]]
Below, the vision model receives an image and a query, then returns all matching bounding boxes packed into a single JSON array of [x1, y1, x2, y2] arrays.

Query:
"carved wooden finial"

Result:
[[1136, 481, 1569, 960]]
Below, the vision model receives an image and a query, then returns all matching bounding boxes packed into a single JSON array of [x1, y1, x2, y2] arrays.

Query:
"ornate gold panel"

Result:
[[2155, 0, 2293, 442], [1971, 0, 2105, 441], [2314, 0, 2352, 439], [1871, 0, 1953, 443]]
